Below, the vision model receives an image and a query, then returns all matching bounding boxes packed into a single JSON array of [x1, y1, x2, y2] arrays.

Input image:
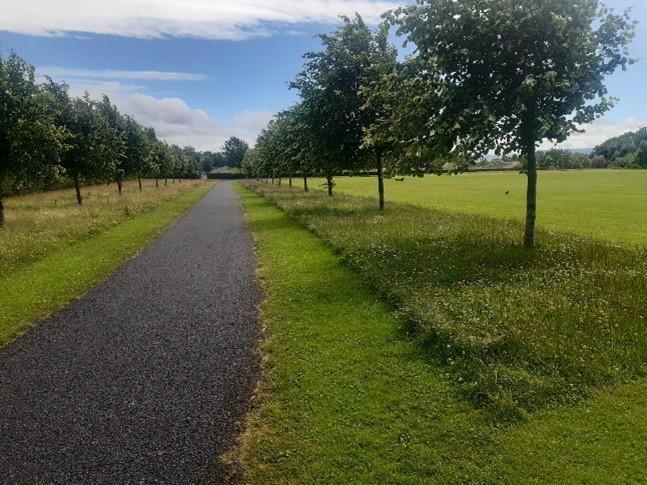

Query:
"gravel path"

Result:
[[0, 182, 262, 484]]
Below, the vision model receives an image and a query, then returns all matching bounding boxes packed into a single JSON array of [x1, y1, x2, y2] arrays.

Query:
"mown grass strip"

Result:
[[311, 170, 647, 246], [237, 185, 647, 483], [0, 184, 212, 346]]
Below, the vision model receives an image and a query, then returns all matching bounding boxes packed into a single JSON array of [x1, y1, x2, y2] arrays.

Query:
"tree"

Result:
[[277, 106, 313, 190], [392, 0, 635, 247], [363, 57, 469, 180], [241, 148, 260, 179], [637, 141, 647, 168], [222, 137, 249, 168], [356, 21, 398, 209], [535, 149, 591, 169], [45, 86, 121, 205], [181, 146, 201, 177], [142, 127, 160, 187], [286, 103, 318, 193], [200, 152, 214, 174], [157, 142, 175, 185], [95, 95, 127, 195], [291, 15, 397, 200], [0, 53, 65, 225], [122, 116, 153, 191]]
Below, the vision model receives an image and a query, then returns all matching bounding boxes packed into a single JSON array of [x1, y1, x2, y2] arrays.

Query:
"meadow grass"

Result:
[[245, 181, 647, 417], [0, 179, 206, 278], [310, 169, 647, 245], [238, 186, 647, 483], [0, 180, 212, 345]]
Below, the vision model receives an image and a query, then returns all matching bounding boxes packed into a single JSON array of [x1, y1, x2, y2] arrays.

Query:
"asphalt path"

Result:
[[0, 182, 262, 484]]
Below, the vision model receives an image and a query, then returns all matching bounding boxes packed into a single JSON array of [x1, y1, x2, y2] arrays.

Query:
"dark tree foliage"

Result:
[[223, 137, 249, 168], [0, 54, 64, 224], [592, 127, 647, 162]]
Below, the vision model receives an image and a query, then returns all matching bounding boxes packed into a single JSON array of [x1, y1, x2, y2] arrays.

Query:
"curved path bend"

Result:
[[0, 182, 262, 484]]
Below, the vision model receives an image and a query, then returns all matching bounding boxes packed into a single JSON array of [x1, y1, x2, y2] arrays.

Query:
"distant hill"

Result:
[[591, 127, 647, 165]]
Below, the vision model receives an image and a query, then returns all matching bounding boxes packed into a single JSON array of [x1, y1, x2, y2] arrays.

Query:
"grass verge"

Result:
[[1, 179, 208, 278], [0, 183, 212, 346], [243, 182, 647, 417], [237, 186, 647, 483]]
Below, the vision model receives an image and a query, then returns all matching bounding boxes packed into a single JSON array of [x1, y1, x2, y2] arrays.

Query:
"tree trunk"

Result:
[[138, 175, 142, 192], [73, 174, 83, 205], [303, 175, 309, 193], [0, 195, 4, 228], [278, 177, 282, 186], [524, 141, 537, 249], [117, 179, 123, 196], [326, 175, 333, 196], [155, 178, 159, 188], [289, 176, 292, 188], [376, 151, 385, 210], [164, 178, 168, 185]]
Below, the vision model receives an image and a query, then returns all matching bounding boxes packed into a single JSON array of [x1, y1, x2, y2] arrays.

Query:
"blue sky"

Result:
[[0, 0, 645, 151]]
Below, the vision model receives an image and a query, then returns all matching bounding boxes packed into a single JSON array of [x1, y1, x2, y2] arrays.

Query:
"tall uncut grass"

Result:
[[247, 182, 647, 418], [0, 180, 208, 278]]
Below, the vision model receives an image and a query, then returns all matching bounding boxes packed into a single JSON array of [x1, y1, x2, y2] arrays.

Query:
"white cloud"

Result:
[[50, 75, 254, 151], [541, 117, 647, 150], [234, 110, 275, 134], [123, 93, 241, 150], [2, 0, 402, 40], [38, 66, 208, 81]]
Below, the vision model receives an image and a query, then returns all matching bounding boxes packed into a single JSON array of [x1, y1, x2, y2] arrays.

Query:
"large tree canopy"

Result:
[[291, 14, 397, 201], [390, 0, 635, 247]]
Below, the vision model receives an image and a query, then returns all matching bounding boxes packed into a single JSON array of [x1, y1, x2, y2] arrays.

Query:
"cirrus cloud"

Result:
[[37, 66, 208, 81], [1, 0, 403, 40]]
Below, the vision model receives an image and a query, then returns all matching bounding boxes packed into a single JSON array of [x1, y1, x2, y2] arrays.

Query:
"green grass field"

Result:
[[0, 180, 212, 345], [238, 186, 647, 483], [311, 170, 647, 245]]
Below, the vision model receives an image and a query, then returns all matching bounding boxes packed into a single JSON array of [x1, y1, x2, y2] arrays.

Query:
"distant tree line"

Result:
[[200, 137, 250, 174], [591, 127, 647, 168], [242, 1, 635, 248], [0, 51, 219, 226], [480, 127, 647, 170]]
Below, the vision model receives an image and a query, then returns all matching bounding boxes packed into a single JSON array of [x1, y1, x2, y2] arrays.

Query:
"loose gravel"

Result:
[[0, 182, 262, 484]]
